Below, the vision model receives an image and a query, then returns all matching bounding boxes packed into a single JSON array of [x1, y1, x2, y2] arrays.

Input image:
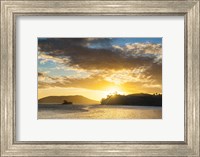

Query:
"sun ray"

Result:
[[102, 86, 126, 98]]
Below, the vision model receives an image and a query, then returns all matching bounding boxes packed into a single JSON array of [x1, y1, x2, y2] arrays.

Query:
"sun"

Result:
[[103, 86, 125, 98]]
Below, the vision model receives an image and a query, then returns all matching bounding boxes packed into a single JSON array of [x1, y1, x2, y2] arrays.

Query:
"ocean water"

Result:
[[38, 104, 162, 119]]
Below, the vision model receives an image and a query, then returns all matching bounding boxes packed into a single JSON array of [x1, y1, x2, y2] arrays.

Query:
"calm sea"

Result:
[[38, 104, 162, 119]]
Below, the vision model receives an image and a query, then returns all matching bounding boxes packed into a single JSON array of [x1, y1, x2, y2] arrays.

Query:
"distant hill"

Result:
[[38, 95, 99, 105], [101, 93, 162, 106]]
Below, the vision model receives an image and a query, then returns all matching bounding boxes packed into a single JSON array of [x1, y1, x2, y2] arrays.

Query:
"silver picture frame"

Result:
[[1, 0, 199, 156]]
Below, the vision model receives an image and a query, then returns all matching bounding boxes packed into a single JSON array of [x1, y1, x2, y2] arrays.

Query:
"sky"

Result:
[[38, 38, 162, 101]]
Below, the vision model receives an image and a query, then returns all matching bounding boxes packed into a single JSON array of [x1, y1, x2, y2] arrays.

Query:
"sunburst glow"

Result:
[[102, 87, 125, 98]]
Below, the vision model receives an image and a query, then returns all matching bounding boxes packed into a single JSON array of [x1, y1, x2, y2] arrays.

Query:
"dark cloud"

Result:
[[38, 38, 161, 71], [143, 63, 162, 85]]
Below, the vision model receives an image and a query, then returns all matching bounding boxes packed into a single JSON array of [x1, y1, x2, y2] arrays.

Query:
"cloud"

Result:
[[38, 38, 161, 70], [121, 81, 162, 94], [38, 72, 115, 90], [38, 38, 162, 93], [38, 72, 59, 85], [38, 52, 70, 64], [38, 70, 162, 94], [113, 42, 162, 64]]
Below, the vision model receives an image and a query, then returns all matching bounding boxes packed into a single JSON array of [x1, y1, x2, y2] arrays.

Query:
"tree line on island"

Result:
[[100, 93, 162, 106]]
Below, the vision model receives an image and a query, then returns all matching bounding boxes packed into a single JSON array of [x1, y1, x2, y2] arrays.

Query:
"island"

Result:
[[101, 93, 162, 106]]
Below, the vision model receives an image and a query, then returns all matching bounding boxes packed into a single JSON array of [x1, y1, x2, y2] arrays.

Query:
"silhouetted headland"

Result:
[[101, 93, 162, 106], [38, 95, 99, 105]]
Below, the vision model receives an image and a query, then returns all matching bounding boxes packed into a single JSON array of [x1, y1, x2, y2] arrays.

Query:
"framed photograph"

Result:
[[1, 0, 199, 156], [38, 37, 162, 119]]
